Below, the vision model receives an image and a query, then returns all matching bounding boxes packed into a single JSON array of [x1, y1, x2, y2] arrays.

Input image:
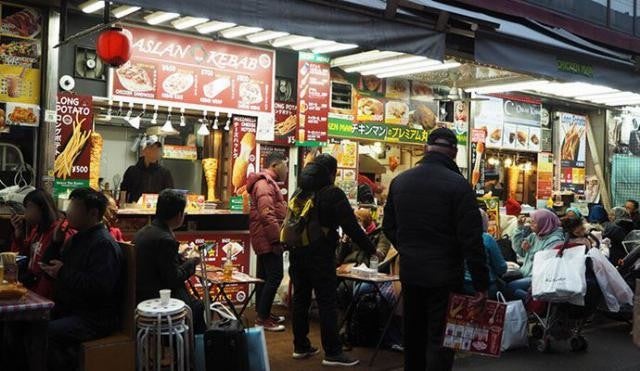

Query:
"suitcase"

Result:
[[204, 318, 249, 371]]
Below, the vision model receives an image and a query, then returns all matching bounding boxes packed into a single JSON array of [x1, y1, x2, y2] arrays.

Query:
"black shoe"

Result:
[[322, 353, 360, 367], [293, 346, 320, 360]]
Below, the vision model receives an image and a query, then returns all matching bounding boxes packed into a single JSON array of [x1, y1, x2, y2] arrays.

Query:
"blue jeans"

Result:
[[506, 277, 532, 302]]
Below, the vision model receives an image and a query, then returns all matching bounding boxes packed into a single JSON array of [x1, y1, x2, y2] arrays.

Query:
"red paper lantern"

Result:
[[96, 27, 131, 67]]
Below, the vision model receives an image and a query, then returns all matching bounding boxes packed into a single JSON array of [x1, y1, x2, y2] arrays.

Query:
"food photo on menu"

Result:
[[162, 71, 195, 97], [5, 103, 39, 126], [1, 6, 41, 38], [116, 62, 156, 94]]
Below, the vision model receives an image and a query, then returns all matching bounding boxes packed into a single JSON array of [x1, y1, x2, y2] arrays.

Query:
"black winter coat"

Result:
[[383, 152, 489, 291]]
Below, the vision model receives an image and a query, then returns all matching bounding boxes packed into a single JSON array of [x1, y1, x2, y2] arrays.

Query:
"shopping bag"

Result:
[[587, 248, 634, 312], [496, 292, 528, 351], [245, 326, 271, 371], [442, 294, 507, 357], [531, 245, 587, 303]]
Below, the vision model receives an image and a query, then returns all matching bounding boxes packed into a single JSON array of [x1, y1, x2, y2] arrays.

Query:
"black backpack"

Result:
[[280, 187, 330, 248], [347, 293, 380, 347], [496, 235, 518, 263]]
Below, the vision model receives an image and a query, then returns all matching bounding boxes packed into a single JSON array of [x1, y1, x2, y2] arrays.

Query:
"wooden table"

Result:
[[337, 270, 402, 367], [0, 289, 55, 371]]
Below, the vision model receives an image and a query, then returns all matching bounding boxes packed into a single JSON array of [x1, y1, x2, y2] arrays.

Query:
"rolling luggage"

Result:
[[204, 318, 249, 370]]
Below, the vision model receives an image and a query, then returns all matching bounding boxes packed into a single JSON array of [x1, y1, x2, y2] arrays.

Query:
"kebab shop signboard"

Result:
[[54, 93, 93, 196], [111, 26, 274, 114], [297, 53, 330, 144]]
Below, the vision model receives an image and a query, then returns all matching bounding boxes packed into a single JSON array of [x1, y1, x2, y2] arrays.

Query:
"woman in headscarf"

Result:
[[463, 209, 507, 298], [565, 206, 583, 220], [507, 209, 565, 301], [611, 206, 635, 236]]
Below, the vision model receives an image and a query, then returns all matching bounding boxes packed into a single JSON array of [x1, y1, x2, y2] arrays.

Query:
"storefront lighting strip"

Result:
[[112, 5, 141, 18], [377, 61, 461, 78], [534, 82, 615, 97], [291, 39, 336, 51], [331, 50, 402, 67], [145, 11, 180, 25], [313, 43, 358, 54], [603, 98, 640, 106], [590, 94, 640, 104], [247, 31, 290, 43], [172, 17, 209, 30], [344, 55, 427, 73], [271, 35, 314, 48], [196, 21, 237, 34], [79, 0, 104, 13], [221, 26, 264, 39], [575, 91, 629, 101], [466, 80, 549, 94], [361, 59, 441, 76]]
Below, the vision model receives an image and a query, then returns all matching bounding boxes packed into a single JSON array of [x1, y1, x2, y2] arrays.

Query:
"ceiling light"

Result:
[[197, 122, 210, 136], [465, 80, 549, 94], [291, 39, 336, 51], [377, 61, 461, 78], [161, 115, 176, 133], [145, 11, 180, 25], [151, 105, 158, 124], [344, 55, 427, 73], [196, 21, 236, 34], [124, 102, 133, 121], [271, 35, 314, 48], [221, 26, 263, 39], [361, 60, 441, 76], [172, 17, 209, 30], [79, 0, 104, 13], [179, 108, 186, 127], [247, 31, 289, 43], [112, 5, 141, 18], [331, 50, 402, 67], [212, 114, 219, 130], [313, 43, 358, 54], [224, 117, 231, 131], [531, 82, 615, 97]]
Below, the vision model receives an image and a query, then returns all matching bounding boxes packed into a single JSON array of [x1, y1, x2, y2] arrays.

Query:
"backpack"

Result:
[[280, 188, 329, 248], [347, 293, 380, 347]]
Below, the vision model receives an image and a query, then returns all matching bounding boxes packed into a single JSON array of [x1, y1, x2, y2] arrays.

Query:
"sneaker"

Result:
[[292, 346, 320, 360], [322, 353, 360, 367], [270, 314, 286, 324], [390, 344, 404, 352], [255, 318, 285, 332]]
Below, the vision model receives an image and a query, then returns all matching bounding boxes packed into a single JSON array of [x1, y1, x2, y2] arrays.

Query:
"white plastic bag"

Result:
[[532, 246, 587, 303], [587, 248, 634, 312], [496, 292, 529, 351]]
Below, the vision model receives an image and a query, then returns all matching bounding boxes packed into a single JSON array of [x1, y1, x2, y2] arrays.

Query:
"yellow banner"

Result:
[[0, 65, 40, 104]]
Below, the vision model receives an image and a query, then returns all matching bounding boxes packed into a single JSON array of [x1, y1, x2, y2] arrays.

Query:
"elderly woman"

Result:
[[506, 209, 565, 301], [611, 206, 635, 236]]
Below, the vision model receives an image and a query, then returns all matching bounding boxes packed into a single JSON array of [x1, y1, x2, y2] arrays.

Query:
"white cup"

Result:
[[159, 289, 171, 305]]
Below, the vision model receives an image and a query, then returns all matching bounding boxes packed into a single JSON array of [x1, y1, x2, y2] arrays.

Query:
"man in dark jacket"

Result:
[[135, 189, 204, 332], [41, 188, 123, 371], [247, 151, 288, 331], [290, 153, 375, 367], [120, 135, 174, 204], [383, 128, 489, 371], [625, 199, 640, 229]]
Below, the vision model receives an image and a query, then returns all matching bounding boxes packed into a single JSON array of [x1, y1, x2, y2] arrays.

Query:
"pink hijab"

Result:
[[531, 209, 561, 236]]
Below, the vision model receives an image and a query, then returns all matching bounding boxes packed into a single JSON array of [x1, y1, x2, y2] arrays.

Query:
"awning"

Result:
[[119, 0, 445, 60]]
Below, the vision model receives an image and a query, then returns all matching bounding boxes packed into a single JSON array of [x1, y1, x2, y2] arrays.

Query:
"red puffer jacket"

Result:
[[247, 169, 287, 255]]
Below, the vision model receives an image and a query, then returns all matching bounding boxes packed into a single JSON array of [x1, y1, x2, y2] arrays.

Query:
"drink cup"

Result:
[[159, 289, 171, 305]]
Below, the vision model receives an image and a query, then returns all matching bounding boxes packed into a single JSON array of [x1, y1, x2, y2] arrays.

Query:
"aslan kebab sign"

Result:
[[111, 26, 274, 114]]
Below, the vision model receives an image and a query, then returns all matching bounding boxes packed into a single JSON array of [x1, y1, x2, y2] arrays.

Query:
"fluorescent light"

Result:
[[313, 43, 358, 54], [247, 31, 289, 43], [145, 12, 180, 25], [221, 26, 263, 39], [575, 91, 627, 101], [604, 98, 640, 106], [291, 39, 336, 51], [377, 61, 461, 78], [112, 5, 141, 18], [271, 35, 314, 48], [172, 17, 209, 30], [331, 50, 402, 67], [196, 21, 236, 34], [466, 80, 550, 94], [361, 60, 441, 76], [533, 82, 616, 97], [592, 94, 640, 104], [344, 55, 427, 73], [80, 0, 104, 13]]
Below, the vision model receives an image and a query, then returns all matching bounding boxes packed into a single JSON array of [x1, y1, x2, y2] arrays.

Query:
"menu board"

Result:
[[54, 93, 93, 196], [111, 26, 274, 115], [326, 140, 358, 205], [0, 2, 42, 132], [297, 53, 330, 143], [478, 197, 501, 238], [273, 101, 297, 145], [537, 152, 554, 200], [471, 128, 487, 194], [230, 116, 257, 196], [442, 294, 506, 357], [561, 167, 585, 194], [559, 112, 587, 168], [259, 144, 290, 200]]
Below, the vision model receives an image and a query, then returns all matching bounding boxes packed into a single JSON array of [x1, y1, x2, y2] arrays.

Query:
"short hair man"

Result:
[[625, 199, 640, 229], [120, 135, 174, 204], [42, 188, 123, 371], [247, 151, 288, 331], [135, 189, 204, 332]]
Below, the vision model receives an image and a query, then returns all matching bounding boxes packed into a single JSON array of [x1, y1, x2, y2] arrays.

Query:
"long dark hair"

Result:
[[23, 189, 59, 233]]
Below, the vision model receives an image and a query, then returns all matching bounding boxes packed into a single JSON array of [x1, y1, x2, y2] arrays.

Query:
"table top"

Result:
[[137, 298, 186, 316], [0, 290, 54, 316], [336, 270, 400, 283], [196, 268, 264, 285]]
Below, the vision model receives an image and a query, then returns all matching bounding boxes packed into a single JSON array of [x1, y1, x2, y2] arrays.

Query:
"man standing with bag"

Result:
[[247, 151, 289, 332], [383, 128, 489, 371]]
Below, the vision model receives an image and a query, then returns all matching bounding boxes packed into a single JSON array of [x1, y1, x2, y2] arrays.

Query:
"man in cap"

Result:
[[120, 135, 174, 204], [383, 128, 489, 371]]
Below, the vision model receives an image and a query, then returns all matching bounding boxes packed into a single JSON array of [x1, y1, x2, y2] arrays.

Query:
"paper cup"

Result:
[[159, 289, 171, 305]]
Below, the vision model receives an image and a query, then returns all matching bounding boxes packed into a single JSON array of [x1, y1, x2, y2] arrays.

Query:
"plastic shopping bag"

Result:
[[587, 248, 634, 312], [245, 326, 270, 371], [532, 246, 587, 303], [496, 292, 528, 351]]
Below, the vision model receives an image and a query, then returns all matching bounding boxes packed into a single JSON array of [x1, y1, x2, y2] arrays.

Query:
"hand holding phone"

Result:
[[10, 213, 25, 239]]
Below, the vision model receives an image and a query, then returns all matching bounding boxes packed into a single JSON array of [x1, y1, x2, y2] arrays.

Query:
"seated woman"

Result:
[[355, 208, 377, 235], [506, 209, 564, 301], [589, 205, 627, 263], [611, 206, 635, 236], [562, 216, 594, 249], [463, 209, 507, 298]]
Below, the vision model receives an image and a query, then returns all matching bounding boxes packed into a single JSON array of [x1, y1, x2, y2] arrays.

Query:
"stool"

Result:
[[136, 298, 194, 371]]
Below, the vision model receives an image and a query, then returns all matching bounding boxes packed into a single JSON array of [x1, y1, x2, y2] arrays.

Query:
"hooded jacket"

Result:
[[247, 169, 287, 255], [383, 152, 489, 291]]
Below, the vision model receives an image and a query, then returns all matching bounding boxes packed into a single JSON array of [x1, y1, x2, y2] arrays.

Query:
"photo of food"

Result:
[[502, 124, 517, 149], [385, 101, 409, 125], [0, 40, 40, 66], [410, 81, 433, 101], [361, 75, 382, 94], [516, 128, 529, 149], [529, 127, 541, 151], [1, 7, 41, 38], [275, 114, 297, 136], [0, 107, 5, 129], [408, 102, 437, 130], [203, 76, 231, 99], [357, 97, 384, 121], [6, 103, 38, 126], [561, 122, 585, 162], [489, 128, 502, 144], [239, 82, 263, 105], [385, 78, 410, 100], [163, 72, 194, 95], [116, 62, 155, 92]]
